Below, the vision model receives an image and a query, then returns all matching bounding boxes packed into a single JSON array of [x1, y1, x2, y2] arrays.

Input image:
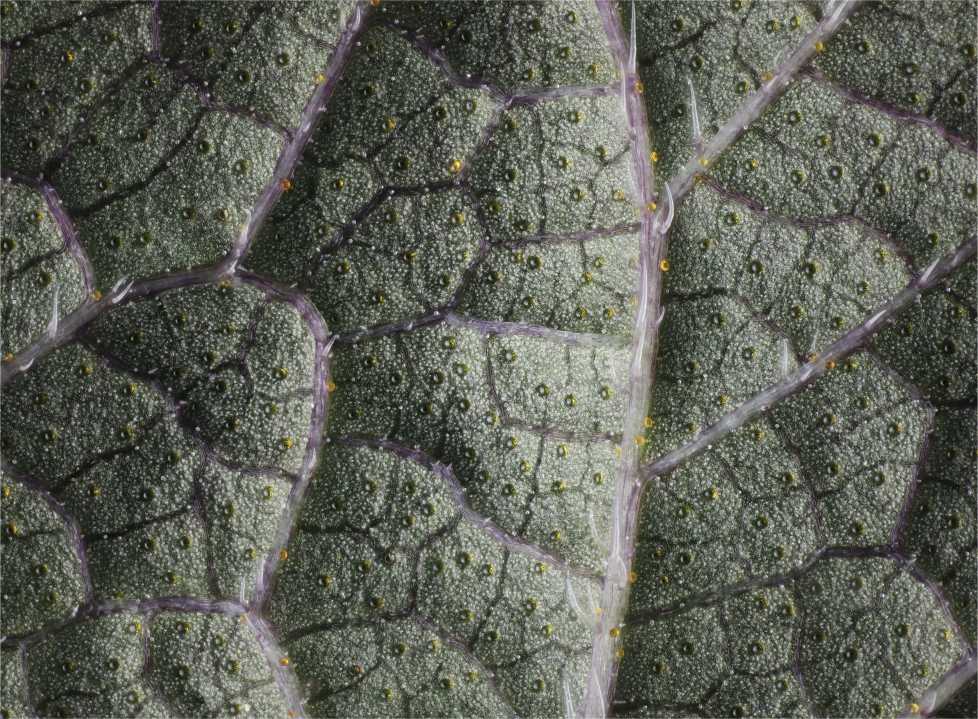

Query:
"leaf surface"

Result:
[[0, 1, 974, 718]]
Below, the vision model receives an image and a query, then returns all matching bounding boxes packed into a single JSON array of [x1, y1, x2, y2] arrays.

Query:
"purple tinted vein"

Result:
[[36, 181, 95, 297], [3, 469, 94, 606], [246, 273, 333, 620], [583, 2, 659, 717], [220, 2, 370, 273], [662, 0, 859, 209], [332, 435, 600, 580], [247, 612, 304, 719], [910, 654, 978, 718], [644, 236, 977, 480]]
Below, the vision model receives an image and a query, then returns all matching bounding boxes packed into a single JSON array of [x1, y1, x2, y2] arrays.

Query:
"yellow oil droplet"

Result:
[[1, 352, 13, 363], [370, 0, 380, 5], [646, 201, 657, 212], [280, 178, 293, 192], [698, 157, 710, 168], [649, 151, 659, 163], [643, 416, 655, 429], [614, 445, 622, 458], [281, 437, 294, 449], [610, 627, 621, 638], [65, 49, 76, 63], [659, 259, 670, 272], [92, 290, 103, 301], [633, 79, 644, 94], [806, 353, 818, 363], [761, 71, 773, 82], [1, 485, 10, 498], [826, 360, 837, 370], [814, 40, 825, 52], [595, 606, 603, 616], [749, 158, 759, 169], [615, 647, 625, 659], [384, 117, 397, 131], [279, 657, 290, 667], [449, 158, 463, 174], [628, 570, 637, 584], [326, 380, 337, 392], [634, 435, 646, 446], [279, 549, 289, 561], [908, 704, 920, 715], [314, 72, 326, 84]]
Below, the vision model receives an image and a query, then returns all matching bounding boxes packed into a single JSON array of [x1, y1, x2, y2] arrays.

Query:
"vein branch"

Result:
[[582, 2, 660, 716], [247, 275, 334, 615], [584, 2, 869, 716], [643, 236, 977, 480], [657, 0, 861, 210], [331, 435, 601, 581], [220, 2, 372, 272]]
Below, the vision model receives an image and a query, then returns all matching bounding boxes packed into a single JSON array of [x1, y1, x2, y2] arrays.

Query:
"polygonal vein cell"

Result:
[[640, 293, 796, 455], [0, 472, 85, 637], [244, 22, 498, 332], [709, 76, 977, 269], [875, 263, 977, 643], [454, 232, 641, 337], [0, 283, 314, 603], [632, 351, 929, 611], [814, 0, 977, 148], [1, 182, 86, 357], [324, 323, 628, 574], [628, 0, 822, 186], [159, 1, 356, 129], [23, 611, 285, 718], [86, 282, 316, 474], [1, 3, 285, 290], [1, 3, 153, 176], [376, 0, 619, 92], [616, 557, 966, 718], [245, 16, 640, 337], [663, 183, 910, 359], [468, 94, 637, 244], [268, 443, 596, 719], [286, 617, 516, 719]]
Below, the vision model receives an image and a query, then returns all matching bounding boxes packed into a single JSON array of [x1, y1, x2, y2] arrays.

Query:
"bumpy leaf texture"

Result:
[[0, 1, 975, 718]]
